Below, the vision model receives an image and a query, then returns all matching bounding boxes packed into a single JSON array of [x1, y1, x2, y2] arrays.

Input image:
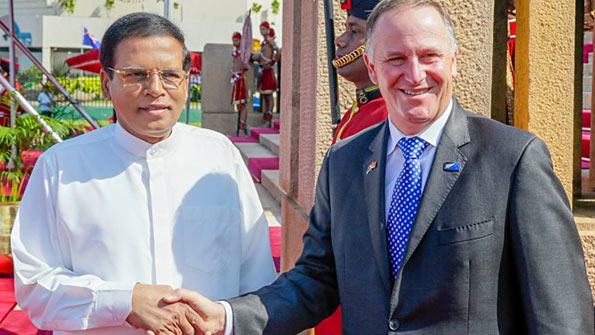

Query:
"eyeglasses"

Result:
[[107, 67, 188, 90]]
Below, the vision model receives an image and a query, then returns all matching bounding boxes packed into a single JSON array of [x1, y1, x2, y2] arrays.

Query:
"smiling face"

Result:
[[334, 15, 371, 87], [364, 5, 457, 135], [101, 35, 188, 143]]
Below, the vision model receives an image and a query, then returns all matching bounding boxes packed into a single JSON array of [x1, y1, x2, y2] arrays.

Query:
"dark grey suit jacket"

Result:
[[228, 100, 594, 334]]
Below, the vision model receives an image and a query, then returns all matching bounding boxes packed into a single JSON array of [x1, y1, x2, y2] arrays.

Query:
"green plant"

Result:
[[105, 0, 115, 10], [271, 0, 280, 15], [173, 2, 180, 9], [58, 0, 76, 14], [251, 2, 263, 13], [0, 94, 87, 202]]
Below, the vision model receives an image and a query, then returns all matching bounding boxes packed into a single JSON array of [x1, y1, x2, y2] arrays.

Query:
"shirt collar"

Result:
[[387, 98, 453, 156], [114, 121, 181, 158]]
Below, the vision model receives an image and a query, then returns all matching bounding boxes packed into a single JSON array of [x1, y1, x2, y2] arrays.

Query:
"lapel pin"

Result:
[[366, 161, 378, 175], [443, 162, 461, 172]]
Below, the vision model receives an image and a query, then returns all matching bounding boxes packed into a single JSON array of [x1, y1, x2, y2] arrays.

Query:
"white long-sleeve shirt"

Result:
[[11, 122, 276, 335]]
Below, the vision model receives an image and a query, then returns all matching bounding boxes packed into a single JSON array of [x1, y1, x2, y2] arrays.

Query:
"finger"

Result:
[[179, 316, 195, 335], [185, 307, 210, 334], [145, 331, 155, 335], [162, 293, 182, 304]]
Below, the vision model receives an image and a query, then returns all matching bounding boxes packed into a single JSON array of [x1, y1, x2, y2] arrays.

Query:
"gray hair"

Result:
[[365, 0, 458, 61]]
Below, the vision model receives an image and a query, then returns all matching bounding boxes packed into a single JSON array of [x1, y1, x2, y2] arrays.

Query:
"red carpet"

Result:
[[250, 128, 279, 141], [268, 226, 281, 272], [228, 136, 258, 143], [248, 157, 279, 182]]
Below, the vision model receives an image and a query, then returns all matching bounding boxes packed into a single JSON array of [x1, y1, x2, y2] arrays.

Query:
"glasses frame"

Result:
[[106, 67, 189, 90]]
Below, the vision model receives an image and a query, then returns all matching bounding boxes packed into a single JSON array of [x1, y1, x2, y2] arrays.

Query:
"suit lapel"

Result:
[[363, 121, 392, 292], [399, 101, 471, 279]]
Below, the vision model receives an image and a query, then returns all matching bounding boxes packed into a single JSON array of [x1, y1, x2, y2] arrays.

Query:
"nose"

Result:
[[403, 58, 426, 86], [335, 32, 348, 49], [144, 71, 166, 97]]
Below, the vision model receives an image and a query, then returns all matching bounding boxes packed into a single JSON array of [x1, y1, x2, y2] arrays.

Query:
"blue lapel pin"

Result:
[[366, 161, 378, 175], [443, 162, 461, 172]]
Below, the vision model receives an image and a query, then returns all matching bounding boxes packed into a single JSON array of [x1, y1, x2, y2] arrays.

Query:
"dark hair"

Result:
[[365, 0, 457, 59], [100, 12, 191, 77]]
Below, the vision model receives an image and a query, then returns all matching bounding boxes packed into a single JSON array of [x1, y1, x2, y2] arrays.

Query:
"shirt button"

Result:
[[150, 149, 157, 155], [389, 319, 399, 331]]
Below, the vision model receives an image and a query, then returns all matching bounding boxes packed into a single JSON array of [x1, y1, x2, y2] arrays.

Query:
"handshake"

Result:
[[127, 283, 227, 335]]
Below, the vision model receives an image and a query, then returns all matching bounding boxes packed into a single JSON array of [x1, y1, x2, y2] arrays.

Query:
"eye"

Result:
[[387, 56, 405, 65], [421, 53, 440, 63], [125, 71, 147, 79], [162, 70, 184, 80]]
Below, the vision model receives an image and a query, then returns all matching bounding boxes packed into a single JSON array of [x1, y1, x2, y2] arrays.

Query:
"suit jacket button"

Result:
[[389, 319, 399, 331]]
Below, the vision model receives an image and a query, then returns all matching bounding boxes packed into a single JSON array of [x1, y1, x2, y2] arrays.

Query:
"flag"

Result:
[[240, 11, 253, 65], [83, 27, 101, 49]]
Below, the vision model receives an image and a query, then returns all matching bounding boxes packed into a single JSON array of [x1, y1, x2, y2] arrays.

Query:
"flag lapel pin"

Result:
[[366, 161, 378, 175], [443, 162, 461, 172]]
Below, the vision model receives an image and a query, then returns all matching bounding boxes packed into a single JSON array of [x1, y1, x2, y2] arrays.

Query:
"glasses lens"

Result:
[[160, 70, 187, 89], [113, 68, 187, 89]]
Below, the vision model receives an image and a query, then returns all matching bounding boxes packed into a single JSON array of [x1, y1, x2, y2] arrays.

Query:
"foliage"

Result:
[[0, 93, 87, 202], [271, 0, 280, 15], [58, 0, 76, 14], [18, 67, 43, 91], [190, 85, 201, 102], [251, 2, 263, 14], [56, 76, 102, 97], [57, 0, 118, 14], [173, 2, 180, 10]]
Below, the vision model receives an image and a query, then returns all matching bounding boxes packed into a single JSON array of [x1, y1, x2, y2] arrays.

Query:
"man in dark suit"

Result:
[[163, 0, 594, 334]]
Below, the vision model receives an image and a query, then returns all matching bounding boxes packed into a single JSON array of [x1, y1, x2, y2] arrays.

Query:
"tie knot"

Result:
[[398, 136, 428, 160]]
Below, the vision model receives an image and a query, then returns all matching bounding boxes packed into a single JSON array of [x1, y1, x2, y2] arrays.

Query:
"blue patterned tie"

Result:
[[387, 136, 428, 279]]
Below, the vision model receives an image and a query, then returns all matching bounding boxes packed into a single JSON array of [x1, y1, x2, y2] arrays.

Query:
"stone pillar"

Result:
[[201, 43, 255, 135], [439, 0, 494, 117], [514, 0, 575, 201], [279, 0, 351, 277]]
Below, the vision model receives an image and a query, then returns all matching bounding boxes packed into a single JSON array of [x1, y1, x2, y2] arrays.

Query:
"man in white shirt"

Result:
[[158, 1, 593, 334], [11, 12, 275, 335]]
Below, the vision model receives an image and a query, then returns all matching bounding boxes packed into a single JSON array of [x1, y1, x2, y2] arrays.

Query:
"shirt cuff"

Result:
[[217, 301, 234, 335], [95, 281, 136, 327]]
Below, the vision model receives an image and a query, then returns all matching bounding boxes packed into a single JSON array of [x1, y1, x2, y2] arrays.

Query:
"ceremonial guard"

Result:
[[254, 21, 279, 126], [331, 0, 387, 145], [231, 31, 249, 135]]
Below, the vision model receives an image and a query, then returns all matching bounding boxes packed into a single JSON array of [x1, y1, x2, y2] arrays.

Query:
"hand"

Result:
[[126, 283, 203, 335], [162, 288, 226, 335]]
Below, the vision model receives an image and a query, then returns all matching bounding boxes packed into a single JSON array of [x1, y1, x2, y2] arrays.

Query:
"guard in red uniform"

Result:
[[231, 31, 249, 134], [256, 21, 280, 125], [317, 0, 386, 334], [331, 0, 387, 145]]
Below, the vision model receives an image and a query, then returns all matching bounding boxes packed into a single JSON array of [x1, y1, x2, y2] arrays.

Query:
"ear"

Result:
[[363, 52, 378, 85], [182, 74, 190, 102], [451, 50, 458, 78], [100, 69, 111, 101]]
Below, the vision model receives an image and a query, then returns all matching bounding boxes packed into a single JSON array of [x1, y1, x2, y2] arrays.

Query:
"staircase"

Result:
[[229, 120, 284, 272]]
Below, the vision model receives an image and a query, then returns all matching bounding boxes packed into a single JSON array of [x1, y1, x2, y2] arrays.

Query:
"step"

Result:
[[261, 169, 283, 205], [586, 63, 592, 76], [250, 127, 280, 141], [584, 92, 592, 109], [585, 75, 593, 92], [586, 32, 593, 43], [260, 133, 280, 156], [235, 142, 279, 182]]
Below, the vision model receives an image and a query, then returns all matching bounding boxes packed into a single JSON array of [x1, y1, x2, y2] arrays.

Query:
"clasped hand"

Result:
[[126, 283, 226, 335]]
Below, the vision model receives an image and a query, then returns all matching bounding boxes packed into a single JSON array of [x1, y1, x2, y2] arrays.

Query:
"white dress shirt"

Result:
[[384, 99, 453, 222], [11, 122, 276, 335]]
